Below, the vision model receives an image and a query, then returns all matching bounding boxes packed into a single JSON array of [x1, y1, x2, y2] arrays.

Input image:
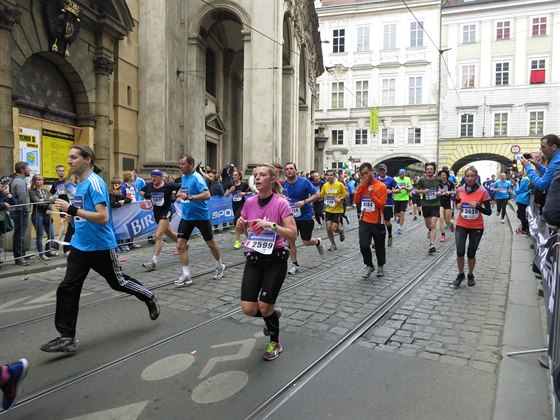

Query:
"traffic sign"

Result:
[[511, 145, 521, 154]]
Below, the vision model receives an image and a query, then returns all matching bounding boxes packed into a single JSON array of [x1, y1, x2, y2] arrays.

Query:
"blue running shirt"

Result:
[[493, 180, 511, 200], [376, 175, 398, 206], [71, 172, 117, 251], [282, 177, 318, 221], [180, 171, 210, 220]]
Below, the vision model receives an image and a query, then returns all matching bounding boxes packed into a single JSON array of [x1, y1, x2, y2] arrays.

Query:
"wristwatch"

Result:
[[270, 222, 278, 230], [187, 194, 193, 201]]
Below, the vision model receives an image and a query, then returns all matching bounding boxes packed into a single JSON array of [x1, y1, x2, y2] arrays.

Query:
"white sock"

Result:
[[215, 259, 222, 268], [152, 254, 159, 264], [182, 266, 190, 276]]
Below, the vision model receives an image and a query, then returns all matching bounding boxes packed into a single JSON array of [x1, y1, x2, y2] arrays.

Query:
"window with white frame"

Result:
[[381, 78, 396, 106], [530, 59, 546, 84], [410, 21, 424, 47], [355, 129, 368, 145], [331, 82, 344, 108], [355, 80, 368, 107], [383, 24, 396, 49], [495, 62, 509, 86], [496, 21, 510, 40], [493, 113, 508, 136], [529, 111, 544, 135], [408, 128, 422, 144], [532, 17, 547, 37], [408, 77, 422, 105], [462, 24, 476, 43], [461, 64, 476, 88], [331, 129, 344, 145], [460, 114, 474, 137], [381, 128, 395, 144], [331, 162, 344, 171], [357, 27, 370, 52], [333, 29, 345, 53]]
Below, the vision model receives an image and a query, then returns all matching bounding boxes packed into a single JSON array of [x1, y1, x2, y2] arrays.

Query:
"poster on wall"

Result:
[[42, 129, 74, 181], [18, 127, 41, 178]]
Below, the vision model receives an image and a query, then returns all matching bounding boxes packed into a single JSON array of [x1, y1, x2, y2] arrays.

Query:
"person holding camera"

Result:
[[29, 174, 58, 261], [520, 134, 560, 192]]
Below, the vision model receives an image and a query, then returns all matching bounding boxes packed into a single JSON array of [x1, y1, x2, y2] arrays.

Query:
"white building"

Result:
[[439, 0, 560, 169], [315, 0, 441, 175]]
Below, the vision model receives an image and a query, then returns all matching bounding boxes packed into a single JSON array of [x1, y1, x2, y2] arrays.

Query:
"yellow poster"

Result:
[[42, 129, 74, 180]]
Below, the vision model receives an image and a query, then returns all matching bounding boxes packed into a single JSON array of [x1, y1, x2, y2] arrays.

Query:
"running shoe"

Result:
[[328, 244, 337, 251], [288, 264, 300, 275], [213, 263, 226, 280], [427, 230, 431, 238], [362, 265, 375, 279], [40, 336, 77, 353], [376, 265, 384, 277], [263, 341, 283, 361], [263, 307, 282, 336], [440, 234, 446, 243], [453, 273, 465, 287], [129, 243, 141, 249], [467, 274, 475, 287], [1, 358, 29, 410], [316, 239, 325, 255], [450, 223, 455, 232], [146, 293, 160, 320], [429, 245, 436, 254], [387, 237, 393, 247], [501, 219, 505, 224], [142, 261, 157, 272], [175, 274, 193, 287], [396, 227, 403, 234], [233, 240, 241, 249], [339, 229, 345, 242]]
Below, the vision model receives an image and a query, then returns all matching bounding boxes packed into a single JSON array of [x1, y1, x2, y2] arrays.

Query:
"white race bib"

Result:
[[151, 192, 164, 206], [461, 204, 479, 220], [232, 192, 242, 202], [361, 196, 375, 212], [291, 204, 302, 218], [425, 188, 437, 200], [245, 230, 277, 255], [325, 196, 336, 208]]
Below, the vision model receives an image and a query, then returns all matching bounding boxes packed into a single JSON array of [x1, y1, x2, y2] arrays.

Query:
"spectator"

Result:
[[29, 174, 58, 261], [520, 134, 560, 191], [121, 172, 141, 250], [110, 178, 132, 252], [221, 164, 235, 190], [1, 181, 15, 264], [49, 165, 67, 198], [9, 162, 31, 266], [543, 168, 560, 226], [514, 172, 532, 235], [131, 169, 146, 201]]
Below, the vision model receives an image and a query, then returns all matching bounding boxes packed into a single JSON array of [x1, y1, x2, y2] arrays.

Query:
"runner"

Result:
[[438, 169, 456, 243], [41, 145, 159, 353], [375, 163, 397, 246], [411, 175, 421, 220], [310, 171, 326, 228], [319, 169, 348, 251], [140, 170, 181, 271], [415, 162, 443, 254], [174, 154, 225, 286], [224, 169, 250, 249], [453, 166, 492, 287], [236, 163, 296, 361], [393, 169, 412, 234], [282, 162, 323, 275], [355, 163, 388, 278], [491, 173, 512, 223]]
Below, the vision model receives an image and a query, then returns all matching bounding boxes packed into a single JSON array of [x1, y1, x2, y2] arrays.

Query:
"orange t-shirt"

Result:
[[354, 179, 387, 224], [455, 185, 490, 230]]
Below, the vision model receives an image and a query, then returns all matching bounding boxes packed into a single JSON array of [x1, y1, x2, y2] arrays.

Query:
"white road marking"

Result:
[[191, 371, 249, 404], [141, 353, 195, 381], [0, 291, 93, 313], [65, 400, 149, 420], [198, 338, 256, 379]]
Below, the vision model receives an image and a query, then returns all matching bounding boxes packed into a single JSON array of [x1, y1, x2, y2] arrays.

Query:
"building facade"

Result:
[[315, 0, 441, 175], [439, 0, 560, 172]]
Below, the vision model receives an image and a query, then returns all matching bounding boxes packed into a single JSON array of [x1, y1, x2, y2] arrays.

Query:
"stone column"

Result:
[[0, 2, 20, 175], [93, 56, 114, 184]]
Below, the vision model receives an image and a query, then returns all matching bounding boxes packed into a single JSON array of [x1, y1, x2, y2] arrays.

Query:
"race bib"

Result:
[[499, 188, 506, 193], [461, 203, 479, 220], [232, 191, 242, 202], [324, 196, 336, 208], [245, 230, 276, 255], [398, 183, 407, 189], [181, 187, 190, 202], [56, 184, 65, 196], [361, 196, 375, 212], [72, 196, 84, 223], [425, 188, 437, 200], [290, 204, 302, 218], [151, 192, 164, 207]]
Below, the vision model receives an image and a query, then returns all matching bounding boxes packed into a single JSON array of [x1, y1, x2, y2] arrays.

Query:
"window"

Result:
[[381, 78, 396, 106], [355, 80, 368, 107], [461, 65, 475, 88], [494, 113, 508, 136], [460, 114, 474, 137], [529, 111, 544, 135], [355, 129, 368, 145], [383, 24, 396, 49], [532, 17, 547, 37], [331, 129, 344, 145], [495, 62, 509, 86], [381, 128, 395, 144], [333, 29, 345, 53], [410, 21, 424, 47], [408, 77, 422, 105], [127, 86, 132, 106], [332, 162, 344, 171], [331, 82, 344, 108], [462, 24, 476, 43], [496, 21, 510, 40], [206, 49, 216, 96], [357, 27, 369, 52], [530, 59, 546, 84], [408, 128, 422, 144]]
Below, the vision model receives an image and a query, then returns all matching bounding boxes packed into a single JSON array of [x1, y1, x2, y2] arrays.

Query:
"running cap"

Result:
[[399, 169, 406, 174], [378, 163, 387, 170], [150, 170, 163, 177]]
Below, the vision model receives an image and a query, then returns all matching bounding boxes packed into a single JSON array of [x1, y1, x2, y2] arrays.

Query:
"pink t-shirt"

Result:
[[241, 194, 292, 249]]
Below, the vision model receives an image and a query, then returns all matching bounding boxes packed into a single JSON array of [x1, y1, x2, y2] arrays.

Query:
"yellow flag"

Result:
[[370, 108, 379, 132]]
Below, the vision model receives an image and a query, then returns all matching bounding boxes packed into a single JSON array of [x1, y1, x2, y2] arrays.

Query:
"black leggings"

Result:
[[516, 203, 528, 233], [241, 256, 287, 304], [358, 221, 386, 267], [455, 225, 484, 259], [496, 199, 508, 219]]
